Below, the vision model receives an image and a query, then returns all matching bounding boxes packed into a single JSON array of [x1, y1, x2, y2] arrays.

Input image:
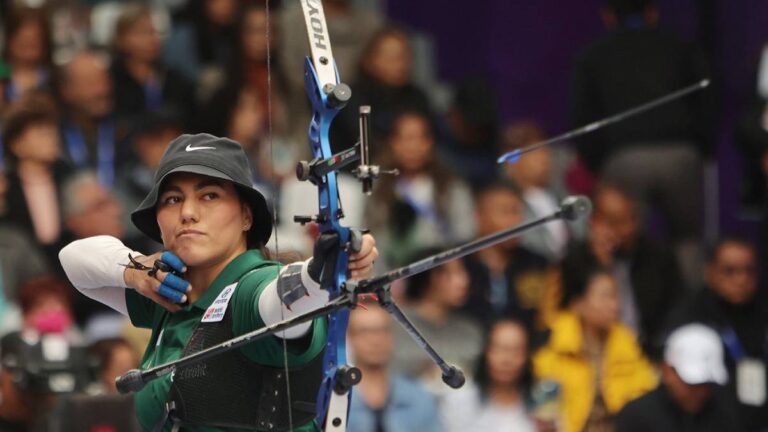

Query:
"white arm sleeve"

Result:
[[258, 259, 329, 339], [58, 235, 143, 316]]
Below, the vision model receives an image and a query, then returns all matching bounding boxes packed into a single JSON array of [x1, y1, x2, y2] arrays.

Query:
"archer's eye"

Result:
[[161, 195, 181, 206], [202, 192, 219, 201]]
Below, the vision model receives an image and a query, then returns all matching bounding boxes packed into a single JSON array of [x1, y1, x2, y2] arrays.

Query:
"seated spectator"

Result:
[[0, 226, 48, 335], [59, 171, 151, 329], [116, 110, 183, 236], [440, 78, 500, 188], [57, 51, 124, 187], [501, 121, 569, 261], [616, 324, 743, 432], [110, 3, 195, 128], [570, 0, 712, 288], [331, 27, 434, 155], [390, 252, 483, 392], [533, 264, 656, 432], [366, 110, 474, 268], [348, 302, 442, 432], [164, 0, 241, 101], [88, 338, 139, 395], [1, 6, 53, 103], [667, 238, 768, 430], [1, 93, 70, 261], [279, 0, 384, 141], [18, 275, 81, 341], [198, 2, 299, 181], [441, 319, 536, 432], [563, 183, 684, 358], [462, 182, 552, 328]]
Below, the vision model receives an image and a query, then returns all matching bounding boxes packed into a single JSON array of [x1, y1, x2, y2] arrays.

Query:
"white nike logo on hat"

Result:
[[186, 144, 216, 151]]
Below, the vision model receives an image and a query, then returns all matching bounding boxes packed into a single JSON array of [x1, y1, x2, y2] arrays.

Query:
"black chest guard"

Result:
[[167, 296, 325, 431]]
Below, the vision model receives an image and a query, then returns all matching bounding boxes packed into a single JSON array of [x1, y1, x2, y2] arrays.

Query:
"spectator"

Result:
[[279, 0, 384, 141], [0, 227, 49, 335], [57, 51, 123, 187], [88, 338, 139, 395], [441, 319, 536, 432], [59, 171, 150, 329], [533, 264, 656, 432], [667, 238, 768, 430], [110, 3, 195, 128], [501, 121, 569, 261], [462, 182, 552, 328], [198, 2, 296, 181], [366, 110, 474, 268], [570, 0, 712, 287], [348, 302, 443, 432], [440, 78, 500, 188], [164, 0, 241, 101], [331, 26, 434, 155], [115, 110, 184, 234], [1, 93, 70, 259], [390, 252, 483, 392], [616, 324, 743, 432], [18, 275, 79, 339], [563, 183, 684, 358], [1, 6, 54, 103]]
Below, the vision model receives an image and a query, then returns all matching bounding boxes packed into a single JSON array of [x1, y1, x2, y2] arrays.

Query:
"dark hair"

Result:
[[559, 259, 612, 308], [591, 181, 638, 210], [473, 180, 523, 207], [1, 6, 53, 67], [473, 318, 534, 402], [372, 110, 454, 230], [18, 275, 73, 315], [706, 236, 757, 264], [404, 247, 455, 302], [1, 92, 58, 170]]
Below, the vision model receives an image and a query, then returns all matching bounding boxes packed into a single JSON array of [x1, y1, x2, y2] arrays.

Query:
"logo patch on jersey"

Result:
[[202, 282, 238, 323]]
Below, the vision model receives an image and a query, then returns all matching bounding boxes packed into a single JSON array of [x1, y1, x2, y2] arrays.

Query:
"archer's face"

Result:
[[156, 173, 251, 268]]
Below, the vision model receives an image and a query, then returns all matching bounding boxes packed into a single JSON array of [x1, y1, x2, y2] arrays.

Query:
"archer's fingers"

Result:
[[147, 290, 183, 312], [348, 246, 378, 270], [155, 271, 191, 294], [160, 251, 187, 273], [158, 284, 187, 303], [349, 234, 376, 261]]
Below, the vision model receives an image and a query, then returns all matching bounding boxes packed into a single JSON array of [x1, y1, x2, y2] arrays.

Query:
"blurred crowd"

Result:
[[0, 0, 766, 431]]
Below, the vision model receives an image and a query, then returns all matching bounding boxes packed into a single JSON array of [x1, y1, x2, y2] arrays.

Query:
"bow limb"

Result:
[[298, 1, 354, 431]]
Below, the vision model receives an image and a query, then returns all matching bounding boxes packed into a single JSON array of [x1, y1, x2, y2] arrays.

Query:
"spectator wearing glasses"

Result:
[[667, 238, 767, 431]]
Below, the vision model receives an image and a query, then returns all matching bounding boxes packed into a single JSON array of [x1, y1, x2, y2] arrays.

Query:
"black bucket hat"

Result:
[[130, 133, 272, 246]]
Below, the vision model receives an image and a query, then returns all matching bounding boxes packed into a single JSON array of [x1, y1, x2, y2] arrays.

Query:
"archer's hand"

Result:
[[123, 251, 191, 312], [348, 233, 377, 280]]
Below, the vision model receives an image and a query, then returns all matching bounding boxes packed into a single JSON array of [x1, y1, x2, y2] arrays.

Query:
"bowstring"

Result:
[[264, 1, 295, 430]]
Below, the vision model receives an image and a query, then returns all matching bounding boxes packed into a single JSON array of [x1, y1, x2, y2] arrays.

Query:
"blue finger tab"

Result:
[[160, 251, 186, 273], [158, 284, 185, 303], [163, 273, 190, 293]]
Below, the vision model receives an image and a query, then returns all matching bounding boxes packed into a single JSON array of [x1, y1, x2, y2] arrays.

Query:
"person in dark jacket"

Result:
[[462, 182, 552, 329], [562, 183, 684, 358], [570, 0, 713, 287], [616, 323, 743, 432], [666, 238, 768, 431], [110, 4, 195, 129]]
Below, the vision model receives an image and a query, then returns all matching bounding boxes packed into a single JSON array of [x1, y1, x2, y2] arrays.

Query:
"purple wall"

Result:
[[386, 0, 768, 236]]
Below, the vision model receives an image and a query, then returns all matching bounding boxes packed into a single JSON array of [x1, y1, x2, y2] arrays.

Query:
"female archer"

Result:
[[59, 133, 377, 431]]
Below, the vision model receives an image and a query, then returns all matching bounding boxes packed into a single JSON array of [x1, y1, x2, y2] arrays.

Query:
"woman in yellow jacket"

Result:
[[533, 264, 657, 432]]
